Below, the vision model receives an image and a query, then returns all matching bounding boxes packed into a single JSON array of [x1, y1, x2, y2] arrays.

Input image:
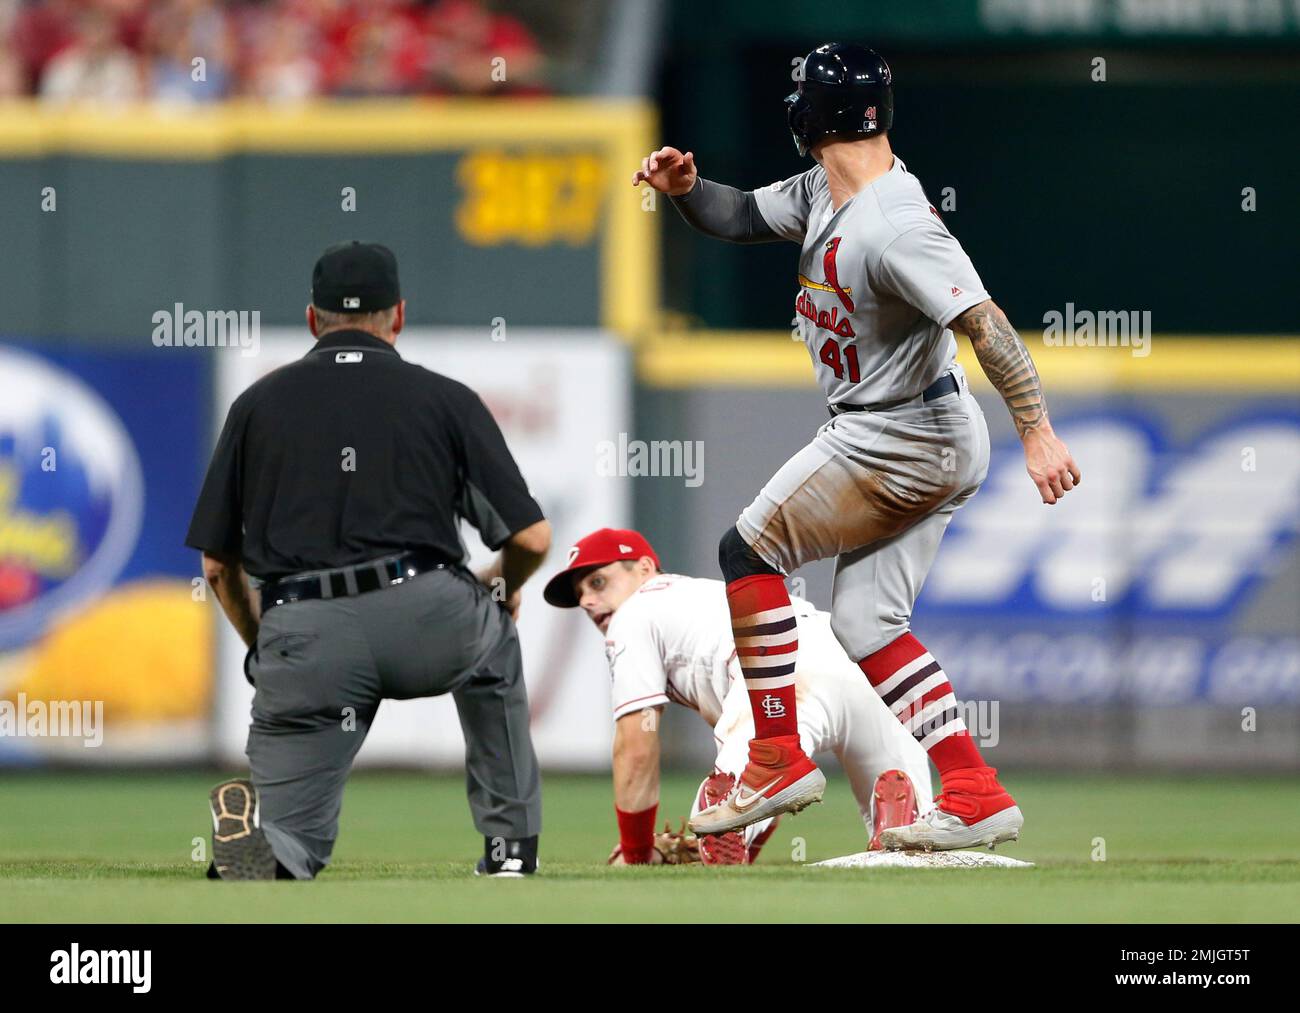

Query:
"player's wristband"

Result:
[[616, 804, 658, 864]]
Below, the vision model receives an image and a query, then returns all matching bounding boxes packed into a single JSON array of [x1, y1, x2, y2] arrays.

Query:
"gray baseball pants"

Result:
[[245, 565, 541, 879], [736, 366, 991, 661]]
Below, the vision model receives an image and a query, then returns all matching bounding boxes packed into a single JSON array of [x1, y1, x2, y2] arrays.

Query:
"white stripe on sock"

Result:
[[905, 693, 959, 736], [889, 672, 948, 718], [737, 652, 798, 671], [918, 717, 967, 752], [730, 605, 794, 629], [734, 631, 798, 649], [743, 674, 796, 690], [872, 652, 936, 697]]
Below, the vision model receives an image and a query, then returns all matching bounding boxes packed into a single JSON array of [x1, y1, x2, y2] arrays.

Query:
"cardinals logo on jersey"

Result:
[[821, 237, 855, 312], [798, 237, 854, 313], [796, 235, 856, 338]]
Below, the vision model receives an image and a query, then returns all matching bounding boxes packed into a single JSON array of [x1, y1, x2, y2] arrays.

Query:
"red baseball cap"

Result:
[[543, 528, 661, 608]]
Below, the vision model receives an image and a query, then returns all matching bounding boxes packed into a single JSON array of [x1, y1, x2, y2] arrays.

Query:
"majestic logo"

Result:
[[0, 348, 144, 650], [796, 237, 856, 338]]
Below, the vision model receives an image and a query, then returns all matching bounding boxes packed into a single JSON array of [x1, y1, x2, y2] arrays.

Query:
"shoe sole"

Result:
[[209, 780, 278, 881], [869, 769, 919, 851], [689, 767, 827, 836], [699, 832, 749, 865], [879, 804, 1024, 853], [698, 775, 750, 866], [474, 857, 538, 877]]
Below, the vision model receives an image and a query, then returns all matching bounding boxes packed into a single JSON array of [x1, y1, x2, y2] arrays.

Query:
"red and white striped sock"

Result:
[[727, 573, 799, 740], [857, 632, 984, 777]]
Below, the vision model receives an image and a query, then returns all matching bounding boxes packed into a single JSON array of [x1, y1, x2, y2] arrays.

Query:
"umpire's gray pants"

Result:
[[245, 566, 541, 879]]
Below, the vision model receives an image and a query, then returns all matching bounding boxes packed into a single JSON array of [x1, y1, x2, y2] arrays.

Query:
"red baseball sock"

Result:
[[727, 573, 799, 740], [857, 632, 984, 777]]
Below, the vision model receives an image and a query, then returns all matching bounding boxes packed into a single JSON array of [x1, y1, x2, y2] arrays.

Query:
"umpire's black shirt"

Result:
[[186, 330, 544, 580]]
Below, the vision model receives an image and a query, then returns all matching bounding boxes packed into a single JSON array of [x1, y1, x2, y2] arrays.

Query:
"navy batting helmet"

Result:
[[785, 43, 894, 157]]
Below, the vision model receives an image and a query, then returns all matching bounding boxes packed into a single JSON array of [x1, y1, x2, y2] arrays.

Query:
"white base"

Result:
[[812, 850, 1034, 870]]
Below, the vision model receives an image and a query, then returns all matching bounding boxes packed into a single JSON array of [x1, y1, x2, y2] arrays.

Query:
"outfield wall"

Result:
[[0, 101, 658, 340]]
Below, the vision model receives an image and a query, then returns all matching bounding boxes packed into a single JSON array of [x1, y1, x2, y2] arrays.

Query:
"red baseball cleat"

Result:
[[868, 768, 919, 851], [694, 772, 749, 865], [879, 766, 1022, 852], [689, 735, 825, 836]]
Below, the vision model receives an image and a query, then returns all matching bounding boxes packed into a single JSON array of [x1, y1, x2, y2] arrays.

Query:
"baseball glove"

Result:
[[654, 820, 701, 865], [607, 820, 702, 865]]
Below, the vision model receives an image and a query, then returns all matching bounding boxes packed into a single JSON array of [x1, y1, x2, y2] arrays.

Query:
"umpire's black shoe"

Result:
[[208, 778, 279, 881], [474, 835, 539, 877]]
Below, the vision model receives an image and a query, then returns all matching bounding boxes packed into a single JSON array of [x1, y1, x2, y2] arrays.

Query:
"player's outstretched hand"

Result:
[[1022, 426, 1081, 505], [632, 146, 698, 196]]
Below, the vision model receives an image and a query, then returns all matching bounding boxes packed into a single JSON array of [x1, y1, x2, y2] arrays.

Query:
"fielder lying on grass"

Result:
[[544, 527, 933, 865]]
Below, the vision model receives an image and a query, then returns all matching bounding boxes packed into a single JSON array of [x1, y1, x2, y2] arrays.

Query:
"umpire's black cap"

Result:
[[311, 241, 401, 312]]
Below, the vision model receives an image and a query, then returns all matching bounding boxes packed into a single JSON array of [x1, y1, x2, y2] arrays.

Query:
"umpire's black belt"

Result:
[[828, 371, 960, 417], [261, 549, 455, 613]]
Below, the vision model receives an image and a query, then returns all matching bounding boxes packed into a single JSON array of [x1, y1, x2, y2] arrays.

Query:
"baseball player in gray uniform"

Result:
[[632, 43, 1080, 850]]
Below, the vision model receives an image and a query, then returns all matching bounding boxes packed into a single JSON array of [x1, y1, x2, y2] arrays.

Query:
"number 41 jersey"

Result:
[[754, 156, 989, 407]]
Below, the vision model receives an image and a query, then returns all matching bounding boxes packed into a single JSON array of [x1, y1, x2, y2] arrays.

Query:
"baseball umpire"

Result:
[[187, 241, 550, 880]]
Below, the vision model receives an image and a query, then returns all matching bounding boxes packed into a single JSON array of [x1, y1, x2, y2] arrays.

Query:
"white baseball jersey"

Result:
[[604, 572, 825, 734], [753, 157, 989, 406], [603, 573, 934, 822]]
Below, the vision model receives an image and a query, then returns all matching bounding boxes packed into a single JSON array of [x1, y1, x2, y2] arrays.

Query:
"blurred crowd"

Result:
[[0, 0, 547, 102]]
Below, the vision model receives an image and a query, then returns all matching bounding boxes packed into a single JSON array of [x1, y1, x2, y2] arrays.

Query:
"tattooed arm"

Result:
[[949, 299, 1081, 504]]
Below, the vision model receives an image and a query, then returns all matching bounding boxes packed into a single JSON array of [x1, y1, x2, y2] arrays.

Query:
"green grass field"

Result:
[[1, 770, 1297, 922]]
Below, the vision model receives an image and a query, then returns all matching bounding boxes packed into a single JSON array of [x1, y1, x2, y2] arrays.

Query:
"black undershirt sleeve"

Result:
[[668, 178, 781, 244]]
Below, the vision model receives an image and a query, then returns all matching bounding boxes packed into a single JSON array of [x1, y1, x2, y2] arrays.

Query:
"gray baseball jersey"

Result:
[[753, 157, 989, 406]]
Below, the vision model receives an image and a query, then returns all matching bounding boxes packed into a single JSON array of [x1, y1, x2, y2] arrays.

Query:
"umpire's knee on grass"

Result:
[[718, 525, 781, 583]]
